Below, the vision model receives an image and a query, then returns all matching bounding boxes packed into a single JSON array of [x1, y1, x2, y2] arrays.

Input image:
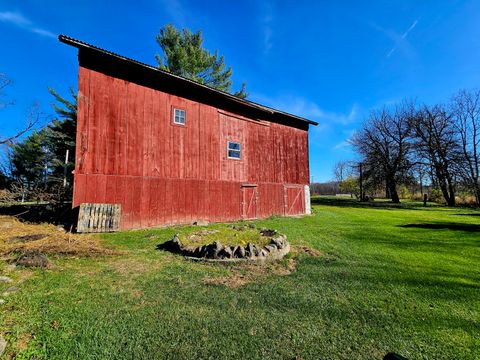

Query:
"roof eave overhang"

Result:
[[59, 35, 319, 128]]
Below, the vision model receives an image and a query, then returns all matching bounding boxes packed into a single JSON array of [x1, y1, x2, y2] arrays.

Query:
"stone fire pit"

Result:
[[157, 225, 290, 262]]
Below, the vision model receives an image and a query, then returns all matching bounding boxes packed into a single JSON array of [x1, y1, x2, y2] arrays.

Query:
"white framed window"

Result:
[[227, 141, 241, 159], [173, 108, 186, 125]]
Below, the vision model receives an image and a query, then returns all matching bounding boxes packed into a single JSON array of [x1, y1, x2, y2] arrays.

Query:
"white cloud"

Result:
[[252, 93, 360, 126], [333, 130, 355, 151], [0, 10, 55, 38], [333, 140, 350, 150], [159, 0, 187, 27], [369, 19, 419, 59], [258, 2, 274, 54], [0, 11, 30, 27], [386, 20, 418, 58]]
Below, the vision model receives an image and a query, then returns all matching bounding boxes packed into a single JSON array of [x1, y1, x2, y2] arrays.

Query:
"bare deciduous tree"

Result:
[[0, 74, 41, 146], [351, 103, 415, 203], [0, 73, 13, 109], [411, 105, 460, 206], [333, 160, 354, 182], [451, 89, 480, 205]]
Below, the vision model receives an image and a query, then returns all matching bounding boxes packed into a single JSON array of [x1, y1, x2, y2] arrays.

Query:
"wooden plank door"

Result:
[[242, 186, 258, 220], [284, 185, 305, 216]]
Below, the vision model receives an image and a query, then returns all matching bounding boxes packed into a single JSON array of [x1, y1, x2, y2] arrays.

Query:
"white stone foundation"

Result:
[[305, 185, 311, 215]]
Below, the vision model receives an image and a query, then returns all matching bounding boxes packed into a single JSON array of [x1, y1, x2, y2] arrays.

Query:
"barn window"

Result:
[[227, 141, 241, 159], [173, 108, 186, 125]]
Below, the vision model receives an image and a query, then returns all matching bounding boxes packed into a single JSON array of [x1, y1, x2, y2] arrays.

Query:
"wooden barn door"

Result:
[[241, 185, 258, 220], [284, 185, 305, 216]]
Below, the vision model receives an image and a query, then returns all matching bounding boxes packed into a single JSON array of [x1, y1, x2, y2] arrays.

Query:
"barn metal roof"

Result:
[[59, 35, 318, 127]]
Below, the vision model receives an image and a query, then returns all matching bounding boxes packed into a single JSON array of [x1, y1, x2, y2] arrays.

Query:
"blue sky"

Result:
[[1, 0, 480, 182]]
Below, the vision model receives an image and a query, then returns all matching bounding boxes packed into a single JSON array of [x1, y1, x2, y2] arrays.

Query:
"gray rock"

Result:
[[246, 243, 256, 258], [193, 220, 209, 226], [196, 245, 206, 257], [0, 276, 12, 283], [0, 336, 6, 357], [258, 249, 266, 257], [158, 235, 183, 253], [2, 286, 19, 296], [182, 247, 195, 256], [252, 245, 262, 256], [272, 236, 286, 249], [219, 246, 233, 259], [234, 246, 245, 258], [192, 246, 201, 257], [260, 228, 277, 237], [205, 241, 223, 259], [264, 244, 277, 253]]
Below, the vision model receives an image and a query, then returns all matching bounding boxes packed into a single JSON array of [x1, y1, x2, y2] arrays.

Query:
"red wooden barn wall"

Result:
[[73, 67, 310, 230]]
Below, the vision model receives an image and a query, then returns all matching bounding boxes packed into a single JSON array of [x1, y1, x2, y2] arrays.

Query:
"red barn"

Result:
[[60, 35, 317, 230]]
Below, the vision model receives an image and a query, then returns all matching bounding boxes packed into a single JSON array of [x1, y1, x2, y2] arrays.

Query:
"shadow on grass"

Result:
[[311, 196, 427, 210], [399, 223, 480, 232]]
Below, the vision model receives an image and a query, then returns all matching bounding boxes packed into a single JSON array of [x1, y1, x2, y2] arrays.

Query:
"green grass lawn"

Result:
[[1, 197, 479, 359]]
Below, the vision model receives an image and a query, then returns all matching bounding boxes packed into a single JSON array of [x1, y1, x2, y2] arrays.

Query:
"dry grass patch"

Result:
[[203, 258, 298, 288], [202, 246, 323, 288], [291, 245, 323, 257], [0, 216, 116, 257]]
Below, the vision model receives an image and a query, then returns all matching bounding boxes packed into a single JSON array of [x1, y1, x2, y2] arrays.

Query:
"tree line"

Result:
[[0, 24, 248, 203], [337, 89, 480, 206]]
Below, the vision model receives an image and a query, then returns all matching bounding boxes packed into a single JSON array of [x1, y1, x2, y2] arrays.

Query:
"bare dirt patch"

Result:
[[15, 333, 33, 352], [0, 216, 116, 257], [202, 258, 298, 288], [7, 234, 47, 243], [14, 250, 51, 268], [292, 245, 323, 257]]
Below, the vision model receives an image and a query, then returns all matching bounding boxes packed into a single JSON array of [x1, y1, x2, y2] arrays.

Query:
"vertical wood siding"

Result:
[[73, 67, 310, 229]]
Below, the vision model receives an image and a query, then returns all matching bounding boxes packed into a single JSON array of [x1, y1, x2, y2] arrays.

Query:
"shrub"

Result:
[[429, 188, 444, 203]]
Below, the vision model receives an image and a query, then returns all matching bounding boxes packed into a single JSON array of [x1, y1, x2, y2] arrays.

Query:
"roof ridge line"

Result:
[[58, 34, 318, 126]]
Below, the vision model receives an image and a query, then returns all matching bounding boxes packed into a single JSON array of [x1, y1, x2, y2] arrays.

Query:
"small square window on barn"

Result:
[[173, 108, 186, 125], [227, 141, 241, 159]]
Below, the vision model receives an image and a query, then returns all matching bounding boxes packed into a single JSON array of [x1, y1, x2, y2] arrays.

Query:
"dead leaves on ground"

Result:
[[0, 216, 117, 258]]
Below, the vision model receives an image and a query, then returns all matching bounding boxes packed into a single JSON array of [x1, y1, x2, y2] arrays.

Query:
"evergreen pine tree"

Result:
[[155, 24, 248, 98]]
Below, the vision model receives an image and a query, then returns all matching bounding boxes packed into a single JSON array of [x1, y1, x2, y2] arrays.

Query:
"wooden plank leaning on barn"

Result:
[[77, 203, 121, 233]]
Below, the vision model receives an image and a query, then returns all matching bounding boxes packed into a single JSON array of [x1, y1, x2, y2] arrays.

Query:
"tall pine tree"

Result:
[[45, 87, 77, 186], [155, 24, 248, 98], [9, 87, 77, 200], [11, 130, 50, 189]]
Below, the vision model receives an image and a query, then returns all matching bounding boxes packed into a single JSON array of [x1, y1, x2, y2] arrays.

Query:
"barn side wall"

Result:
[[73, 67, 310, 229]]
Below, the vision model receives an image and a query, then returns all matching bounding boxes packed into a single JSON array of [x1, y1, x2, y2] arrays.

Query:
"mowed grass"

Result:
[[177, 223, 271, 248], [1, 197, 479, 359]]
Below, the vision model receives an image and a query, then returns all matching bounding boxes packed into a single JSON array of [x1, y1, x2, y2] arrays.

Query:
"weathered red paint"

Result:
[[73, 65, 312, 230], [285, 185, 306, 216], [241, 186, 258, 220]]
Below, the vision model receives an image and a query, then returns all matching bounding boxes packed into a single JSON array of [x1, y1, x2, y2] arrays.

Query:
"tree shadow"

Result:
[[399, 222, 480, 232], [0, 203, 78, 230], [312, 196, 427, 210]]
